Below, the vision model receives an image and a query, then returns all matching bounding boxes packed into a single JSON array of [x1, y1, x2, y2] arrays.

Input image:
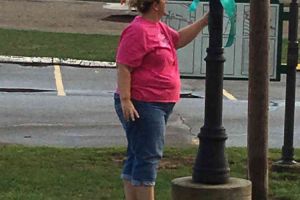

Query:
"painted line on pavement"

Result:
[[191, 137, 199, 145], [223, 89, 237, 101], [54, 65, 66, 96]]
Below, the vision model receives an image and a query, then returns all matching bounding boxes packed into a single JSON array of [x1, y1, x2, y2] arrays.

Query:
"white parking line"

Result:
[[223, 89, 237, 101], [54, 65, 66, 96]]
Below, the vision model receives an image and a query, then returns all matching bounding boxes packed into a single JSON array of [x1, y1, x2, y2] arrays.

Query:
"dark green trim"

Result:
[[283, 11, 290, 21], [180, 75, 249, 81], [180, 75, 282, 81], [279, 64, 288, 74], [274, 3, 284, 81]]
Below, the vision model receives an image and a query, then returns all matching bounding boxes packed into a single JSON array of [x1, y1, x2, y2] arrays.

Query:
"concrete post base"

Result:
[[272, 161, 300, 173], [171, 176, 251, 200]]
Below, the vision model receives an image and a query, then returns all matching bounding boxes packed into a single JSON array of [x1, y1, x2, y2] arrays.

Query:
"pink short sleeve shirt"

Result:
[[116, 16, 181, 103]]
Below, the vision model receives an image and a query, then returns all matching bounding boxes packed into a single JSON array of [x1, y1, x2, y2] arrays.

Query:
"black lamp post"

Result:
[[192, 0, 230, 184], [280, 0, 299, 164]]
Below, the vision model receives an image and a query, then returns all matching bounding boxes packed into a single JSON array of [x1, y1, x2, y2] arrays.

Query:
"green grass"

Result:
[[0, 29, 119, 62], [1, 28, 299, 64], [0, 145, 299, 200]]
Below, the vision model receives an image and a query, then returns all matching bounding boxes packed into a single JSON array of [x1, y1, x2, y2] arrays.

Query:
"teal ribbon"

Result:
[[188, 0, 200, 12], [220, 0, 236, 47], [189, 0, 236, 47]]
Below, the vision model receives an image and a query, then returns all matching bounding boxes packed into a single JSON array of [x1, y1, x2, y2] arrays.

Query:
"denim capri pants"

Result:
[[114, 93, 175, 186]]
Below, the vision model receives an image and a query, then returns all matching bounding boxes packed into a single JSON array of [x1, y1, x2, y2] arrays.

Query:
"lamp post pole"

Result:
[[192, 0, 230, 184], [281, 0, 299, 164]]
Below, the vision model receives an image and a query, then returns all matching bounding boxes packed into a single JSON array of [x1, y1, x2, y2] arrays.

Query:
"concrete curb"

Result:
[[0, 55, 116, 68], [1, 55, 299, 71]]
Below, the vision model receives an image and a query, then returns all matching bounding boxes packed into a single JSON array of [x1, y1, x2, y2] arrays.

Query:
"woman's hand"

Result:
[[121, 99, 140, 121], [201, 11, 209, 27], [177, 11, 209, 49]]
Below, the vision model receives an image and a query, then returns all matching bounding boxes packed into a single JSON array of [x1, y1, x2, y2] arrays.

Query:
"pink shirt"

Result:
[[116, 16, 180, 102]]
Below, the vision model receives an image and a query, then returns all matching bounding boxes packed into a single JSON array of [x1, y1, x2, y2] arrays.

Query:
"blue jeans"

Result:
[[114, 93, 175, 186]]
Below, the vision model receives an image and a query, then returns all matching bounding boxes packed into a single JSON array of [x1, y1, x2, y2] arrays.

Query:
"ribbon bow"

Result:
[[189, 0, 236, 47]]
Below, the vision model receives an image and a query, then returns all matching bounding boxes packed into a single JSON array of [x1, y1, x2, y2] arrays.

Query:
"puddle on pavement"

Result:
[[0, 88, 54, 93]]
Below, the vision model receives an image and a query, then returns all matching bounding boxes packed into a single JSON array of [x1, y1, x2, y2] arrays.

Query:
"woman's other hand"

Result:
[[121, 99, 140, 121], [117, 63, 139, 121]]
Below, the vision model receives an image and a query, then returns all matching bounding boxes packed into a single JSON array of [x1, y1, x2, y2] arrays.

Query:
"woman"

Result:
[[114, 0, 209, 199]]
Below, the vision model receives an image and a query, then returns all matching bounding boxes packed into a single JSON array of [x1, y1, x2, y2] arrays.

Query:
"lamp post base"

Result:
[[272, 160, 300, 173], [171, 176, 251, 200]]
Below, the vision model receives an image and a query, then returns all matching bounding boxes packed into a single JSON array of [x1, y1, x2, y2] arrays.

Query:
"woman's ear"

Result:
[[152, 1, 159, 11]]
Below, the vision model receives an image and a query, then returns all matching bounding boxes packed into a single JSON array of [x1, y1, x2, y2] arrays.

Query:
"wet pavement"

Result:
[[0, 63, 299, 148], [0, 0, 299, 148]]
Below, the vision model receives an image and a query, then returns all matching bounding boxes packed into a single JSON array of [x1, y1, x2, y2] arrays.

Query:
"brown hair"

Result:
[[128, 0, 160, 13]]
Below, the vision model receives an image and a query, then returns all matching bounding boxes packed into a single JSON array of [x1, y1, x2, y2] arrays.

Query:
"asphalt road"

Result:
[[0, 63, 299, 148]]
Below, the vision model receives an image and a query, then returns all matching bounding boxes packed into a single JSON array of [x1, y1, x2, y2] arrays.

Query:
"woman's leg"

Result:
[[124, 181, 155, 200], [115, 96, 175, 200], [124, 180, 137, 200], [135, 185, 155, 200], [129, 102, 174, 200], [114, 95, 136, 200]]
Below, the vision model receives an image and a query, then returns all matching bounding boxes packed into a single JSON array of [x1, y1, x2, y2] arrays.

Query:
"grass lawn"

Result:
[[0, 28, 297, 64], [0, 145, 299, 200], [0, 29, 119, 62]]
